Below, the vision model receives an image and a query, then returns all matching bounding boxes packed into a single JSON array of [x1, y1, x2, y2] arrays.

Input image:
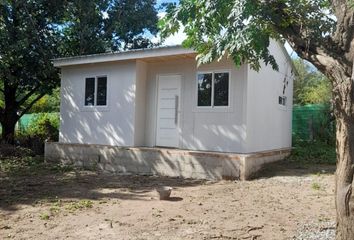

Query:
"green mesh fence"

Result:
[[17, 113, 59, 132], [292, 104, 334, 141]]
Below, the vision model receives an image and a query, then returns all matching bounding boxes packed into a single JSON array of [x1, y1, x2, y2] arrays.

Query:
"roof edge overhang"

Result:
[[53, 45, 195, 67]]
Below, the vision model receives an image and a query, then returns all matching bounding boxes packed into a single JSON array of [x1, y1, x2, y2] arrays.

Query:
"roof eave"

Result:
[[53, 45, 195, 67]]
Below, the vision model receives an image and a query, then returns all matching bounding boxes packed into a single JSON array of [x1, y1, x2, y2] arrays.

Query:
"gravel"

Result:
[[294, 221, 335, 240]]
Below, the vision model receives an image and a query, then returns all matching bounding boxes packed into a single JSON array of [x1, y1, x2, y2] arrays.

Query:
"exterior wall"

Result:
[[134, 61, 147, 146], [59, 61, 137, 146], [245, 40, 294, 152], [144, 58, 248, 153]]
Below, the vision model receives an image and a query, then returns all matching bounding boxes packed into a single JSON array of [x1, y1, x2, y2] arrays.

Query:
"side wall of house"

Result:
[[59, 61, 137, 146], [144, 58, 248, 153], [245, 40, 294, 152], [134, 61, 147, 146]]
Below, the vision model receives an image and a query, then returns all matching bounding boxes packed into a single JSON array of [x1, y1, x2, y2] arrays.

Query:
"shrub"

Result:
[[289, 140, 336, 165], [16, 113, 59, 154], [26, 113, 59, 141]]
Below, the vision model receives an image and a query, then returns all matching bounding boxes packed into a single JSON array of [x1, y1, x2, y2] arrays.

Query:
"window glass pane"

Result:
[[97, 77, 107, 106], [85, 78, 95, 106], [214, 72, 229, 106], [197, 73, 212, 106]]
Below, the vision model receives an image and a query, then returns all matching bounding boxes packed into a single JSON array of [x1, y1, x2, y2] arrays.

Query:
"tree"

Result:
[[0, 0, 64, 143], [61, 0, 159, 56], [105, 0, 159, 50], [60, 0, 109, 56], [293, 59, 332, 105], [29, 88, 61, 113], [0, 0, 159, 144], [161, 1, 354, 239]]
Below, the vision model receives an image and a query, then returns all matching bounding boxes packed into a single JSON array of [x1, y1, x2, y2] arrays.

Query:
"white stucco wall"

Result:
[[59, 61, 137, 146], [245, 40, 294, 152], [144, 58, 248, 153], [134, 61, 147, 146]]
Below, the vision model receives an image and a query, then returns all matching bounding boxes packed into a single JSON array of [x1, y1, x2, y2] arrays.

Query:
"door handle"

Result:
[[175, 95, 179, 125]]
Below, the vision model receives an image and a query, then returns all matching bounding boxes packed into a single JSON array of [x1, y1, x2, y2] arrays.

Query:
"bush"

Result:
[[26, 113, 59, 141], [289, 140, 336, 165], [16, 113, 59, 154]]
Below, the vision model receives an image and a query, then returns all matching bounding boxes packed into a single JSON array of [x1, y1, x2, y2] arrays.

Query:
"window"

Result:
[[197, 71, 229, 107], [84, 76, 107, 106], [197, 73, 212, 106], [279, 96, 287, 106]]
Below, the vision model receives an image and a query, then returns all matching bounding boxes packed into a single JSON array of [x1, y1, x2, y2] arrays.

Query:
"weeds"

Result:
[[65, 200, 94, 212], [288, 140, 336, 165], [312, 182, 321, 191], [39, 212, 50, 220]]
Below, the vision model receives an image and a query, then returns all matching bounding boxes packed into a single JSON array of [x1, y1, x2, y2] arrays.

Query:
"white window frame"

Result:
[[196, 70, 231, 109], [83, 75, 108, 108]]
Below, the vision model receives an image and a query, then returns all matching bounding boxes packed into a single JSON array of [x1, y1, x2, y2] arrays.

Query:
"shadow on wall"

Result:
[[60, 83, 135, 146]]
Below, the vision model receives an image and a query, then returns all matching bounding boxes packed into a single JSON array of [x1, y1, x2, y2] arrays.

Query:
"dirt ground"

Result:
[[0, 161, 336, 240]]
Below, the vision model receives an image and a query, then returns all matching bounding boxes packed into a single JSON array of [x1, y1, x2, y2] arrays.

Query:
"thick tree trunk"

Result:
[[0, 116, 18, 145], [335, 116, 354, 239], [333, 70, 354, 239]]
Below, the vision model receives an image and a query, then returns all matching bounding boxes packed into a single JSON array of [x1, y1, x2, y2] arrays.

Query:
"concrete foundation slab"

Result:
[[45, 142, 291, 180]]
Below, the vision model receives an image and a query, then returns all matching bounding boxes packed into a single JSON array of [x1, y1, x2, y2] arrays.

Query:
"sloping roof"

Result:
[[53, 43, 296, 75], [53, 45, 195, 67]]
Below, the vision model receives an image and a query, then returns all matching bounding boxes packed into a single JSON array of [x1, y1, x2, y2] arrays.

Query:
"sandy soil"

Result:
[[0, 162, 336, 240]]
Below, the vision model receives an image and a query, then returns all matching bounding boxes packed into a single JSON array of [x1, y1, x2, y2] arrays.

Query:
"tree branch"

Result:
[[18, 93, 45, 118], [16, 85, 41, 107]]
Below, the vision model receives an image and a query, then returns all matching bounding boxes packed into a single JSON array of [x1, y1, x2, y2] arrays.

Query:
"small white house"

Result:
[[45, 40, 295, 180]]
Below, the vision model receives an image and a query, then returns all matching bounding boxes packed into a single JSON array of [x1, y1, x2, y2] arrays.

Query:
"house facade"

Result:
[[45, 40, 295, 180]]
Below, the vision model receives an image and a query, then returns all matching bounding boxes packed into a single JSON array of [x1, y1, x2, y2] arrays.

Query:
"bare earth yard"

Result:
[[0, 161, 335, 240]]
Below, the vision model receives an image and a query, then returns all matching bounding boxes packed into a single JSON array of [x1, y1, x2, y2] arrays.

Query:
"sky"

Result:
[[154, 0, 296, 58]]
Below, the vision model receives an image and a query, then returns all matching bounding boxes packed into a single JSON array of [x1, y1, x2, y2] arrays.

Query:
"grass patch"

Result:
[[38, 199, 94, 220], [65, 200, 94, 212], [288, 140, 336, 165], [39, 212, 50, 220]]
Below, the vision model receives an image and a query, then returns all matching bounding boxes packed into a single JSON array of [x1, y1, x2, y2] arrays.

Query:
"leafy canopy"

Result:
[[160, 0, 335, 71], [293, 59, 331, 105], [0, 0, 65, 116], [61, 0, 159, 56]]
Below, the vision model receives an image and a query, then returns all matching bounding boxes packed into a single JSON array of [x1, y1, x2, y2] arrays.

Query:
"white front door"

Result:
[[156, 75, 181, 148]]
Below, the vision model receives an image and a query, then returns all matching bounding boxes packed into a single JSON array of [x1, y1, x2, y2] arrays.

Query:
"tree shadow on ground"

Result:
[[0, 156, 337, 212], [0, 158, 206, 212]]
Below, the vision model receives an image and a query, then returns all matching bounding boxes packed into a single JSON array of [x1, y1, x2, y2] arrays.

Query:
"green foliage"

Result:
[[29, 88, 60, 113], [60, 0, 109, 56], [39, 212, 50, 221], [160, 0, 334, 70], [293, 59, 332, 105], [105, 0, 159, 51], [0, 1, 64, 101], [0, 1, 65, 142], [61, 0, 159, 56], [288, 140, 336, 165], [0, 0, 159, 142], [311, 182, 322, 191], [65, 200, 94, 212], [25, 113, 59, 141]]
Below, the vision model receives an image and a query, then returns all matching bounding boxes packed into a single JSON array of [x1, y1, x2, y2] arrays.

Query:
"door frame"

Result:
[[155, 74, 183, 148]]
